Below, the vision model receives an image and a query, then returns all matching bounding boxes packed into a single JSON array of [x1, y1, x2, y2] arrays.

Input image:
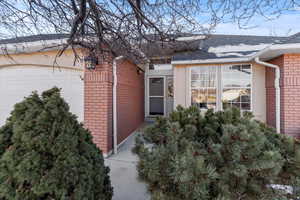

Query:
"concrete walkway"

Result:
[[105, 125, 150, 200]]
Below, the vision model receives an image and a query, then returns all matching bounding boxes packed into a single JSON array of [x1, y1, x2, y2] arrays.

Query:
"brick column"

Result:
[[267, 54, 300, 137], [280, 54, 300, 137], [84, 58, 113, 155]]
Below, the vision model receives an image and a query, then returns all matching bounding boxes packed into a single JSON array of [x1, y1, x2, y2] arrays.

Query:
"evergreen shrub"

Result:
[[134, 106, 300, 200], [0, 87, 113, 200]]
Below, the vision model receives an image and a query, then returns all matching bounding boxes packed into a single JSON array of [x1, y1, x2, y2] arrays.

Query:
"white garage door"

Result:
[[0, 66, 84, 126]]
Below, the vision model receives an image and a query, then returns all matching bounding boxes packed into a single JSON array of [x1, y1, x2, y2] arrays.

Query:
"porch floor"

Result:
[[105, 124, 151, 200]]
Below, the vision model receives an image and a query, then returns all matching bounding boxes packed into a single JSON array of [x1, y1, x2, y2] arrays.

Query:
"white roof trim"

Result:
[[0, 39, 68, 55], [171, 57, 251, 65], [270, 43, 300, 50], [254, 43, 300, 56], [251, 43, 300, 60], [172, 43, 300, 65]]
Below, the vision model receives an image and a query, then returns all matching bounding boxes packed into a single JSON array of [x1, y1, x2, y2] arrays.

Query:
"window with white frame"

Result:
[[191, 64, 252, 111], [222, 65, 251, 111], [191, 66, 217, 110]]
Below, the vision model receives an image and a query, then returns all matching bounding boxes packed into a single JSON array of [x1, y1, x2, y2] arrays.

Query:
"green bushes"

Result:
[[134, 106, 300, 200], [0, 88, 113, 200]]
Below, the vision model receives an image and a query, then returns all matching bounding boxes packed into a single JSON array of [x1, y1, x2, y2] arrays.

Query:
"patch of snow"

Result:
[[270, 184, 293, 194], [208, 43, 272, 54], [176, 35, 206, 41], [152, 64, 172, 70], [214, 51, 257, 58], [144, 143, 154, 152]]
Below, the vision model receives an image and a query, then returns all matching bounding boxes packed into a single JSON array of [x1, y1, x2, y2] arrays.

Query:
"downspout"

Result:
[[113, 56, 124, 154], [254, 57, 281, 133]]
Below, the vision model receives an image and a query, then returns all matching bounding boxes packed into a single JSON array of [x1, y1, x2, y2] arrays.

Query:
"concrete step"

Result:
[[144, 117, 156, 123]]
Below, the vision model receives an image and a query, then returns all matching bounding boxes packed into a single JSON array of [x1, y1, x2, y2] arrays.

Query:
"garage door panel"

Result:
[[0, 66, 84, 126]]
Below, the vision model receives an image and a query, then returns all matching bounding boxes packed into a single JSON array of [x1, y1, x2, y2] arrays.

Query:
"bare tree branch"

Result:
[[0, 0, 298, 62]]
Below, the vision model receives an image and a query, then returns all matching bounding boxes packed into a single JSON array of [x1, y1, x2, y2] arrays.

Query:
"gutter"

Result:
[[112, 56, 124, 154], [254, 57, 281, 133], [0, 39, 69, 55], [170, 42, 300, 133], [171, 57, 251, 65], [171, 43, 300, 65]]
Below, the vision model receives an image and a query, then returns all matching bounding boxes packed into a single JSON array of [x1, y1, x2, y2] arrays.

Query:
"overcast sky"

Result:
[[214, 9, 300, 36]]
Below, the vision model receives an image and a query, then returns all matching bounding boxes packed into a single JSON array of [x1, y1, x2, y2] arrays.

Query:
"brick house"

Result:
[[1, 33, 300, 156], [144, 33, 300, 138]]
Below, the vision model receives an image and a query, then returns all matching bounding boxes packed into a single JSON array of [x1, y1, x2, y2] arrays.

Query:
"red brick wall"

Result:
[[280, 54, 300, 137], [266, 54, 300, 137], [84, 56, 144, 154], [84, 57, 113, 154], [117, 60, 144, 144]]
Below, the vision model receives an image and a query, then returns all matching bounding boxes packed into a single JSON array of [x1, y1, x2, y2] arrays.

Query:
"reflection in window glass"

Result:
[[222, 88, 251, 111], [149, 78, 164, 96], [191, 66, 217, 110], [222, 65, 251, 88], [222, 65, 251, 111], [190, 64, 252, 112], [149, 97, 164, 115]]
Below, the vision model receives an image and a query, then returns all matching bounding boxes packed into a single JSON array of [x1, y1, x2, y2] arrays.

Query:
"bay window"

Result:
[[191, 64, 252, 111]]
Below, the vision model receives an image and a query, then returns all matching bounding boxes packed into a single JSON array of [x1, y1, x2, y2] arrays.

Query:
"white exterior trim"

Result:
[[145, 64, 173, 118], [188, 64, 253, 112], [0, 39, 69, 55], [112, 56, 124, 155], [172, 43, 300, 65], [171, 57, 251, 65], [254, 57, 281, 133], [270, 43, 300, 50], [0, 64, 84, 71], [220, 64, 253, 112], [186, 68, 191, 107], [147, 76, 166, 117]]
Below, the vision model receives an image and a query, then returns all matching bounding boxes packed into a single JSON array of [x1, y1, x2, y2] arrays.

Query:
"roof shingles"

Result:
[[1, 33, 299, 61]]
